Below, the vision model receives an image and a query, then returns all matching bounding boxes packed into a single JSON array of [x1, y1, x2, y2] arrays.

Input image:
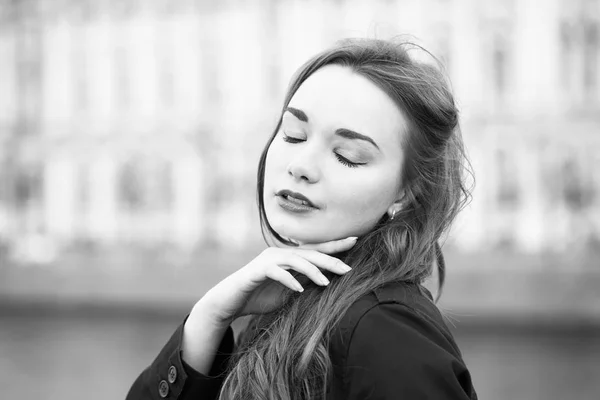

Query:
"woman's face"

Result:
[[263, 65, 407, 244]]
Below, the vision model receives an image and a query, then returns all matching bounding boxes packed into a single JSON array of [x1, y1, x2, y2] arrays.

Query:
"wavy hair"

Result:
[[218, 38, 473, 399]]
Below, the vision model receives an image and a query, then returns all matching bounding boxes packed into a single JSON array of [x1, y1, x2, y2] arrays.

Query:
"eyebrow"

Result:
[[284, 107, 380, 151], [285, 107, 308, 122], [334, 128, 380, 151]]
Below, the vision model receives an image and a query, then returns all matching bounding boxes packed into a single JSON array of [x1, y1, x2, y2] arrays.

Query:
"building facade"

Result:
[[0, 0, 599, 263]]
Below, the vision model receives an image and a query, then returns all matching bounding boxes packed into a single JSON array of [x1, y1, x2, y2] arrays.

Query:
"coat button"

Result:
[[158, 379, 169, 398], [168, 365, 177, 383]]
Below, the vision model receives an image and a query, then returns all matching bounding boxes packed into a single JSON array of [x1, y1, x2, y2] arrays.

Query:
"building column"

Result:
[[514, 138, 545, 252], [88, 155, 117, 242], [172, 155, 203, 249], [43, 156, 76, 241]]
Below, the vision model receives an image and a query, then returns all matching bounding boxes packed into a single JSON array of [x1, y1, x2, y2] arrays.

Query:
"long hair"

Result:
[[219, 38, 473, 399]]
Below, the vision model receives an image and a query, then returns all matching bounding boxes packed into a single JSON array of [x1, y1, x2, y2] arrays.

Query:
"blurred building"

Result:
[[0, 0, 599, 263]]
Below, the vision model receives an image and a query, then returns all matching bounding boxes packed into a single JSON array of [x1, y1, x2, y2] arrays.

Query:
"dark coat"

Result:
[[126, 282, 478, 399]]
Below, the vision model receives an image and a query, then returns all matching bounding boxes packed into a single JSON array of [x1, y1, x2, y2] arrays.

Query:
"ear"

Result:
[[387, 202, 402, 218], [387, 191, 406, 218]]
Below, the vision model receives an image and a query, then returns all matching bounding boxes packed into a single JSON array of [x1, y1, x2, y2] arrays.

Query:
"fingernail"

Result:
[[320, 276, 330, 285], [347, 236, 358, 241], [294, 282, 304, 292], [341, 263, 352, 272]]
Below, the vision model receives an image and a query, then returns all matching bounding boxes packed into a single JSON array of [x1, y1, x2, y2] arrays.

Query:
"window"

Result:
[[14, 164, 44, 210], [561, 154, 595, 212], [492, 34, 508, 102], [118, 157, 173, 212], [15, 8, 42, 125], [560, 20, 574, 91], [583, 21, 598, 101], [118, 160, 144, 211]]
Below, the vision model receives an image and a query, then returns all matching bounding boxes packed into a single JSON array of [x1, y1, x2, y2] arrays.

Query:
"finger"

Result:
[[292, 249, 352, 275], [299, 236, 358, 254], [264, 264, 305, 292], [275, 254, 331, 286]]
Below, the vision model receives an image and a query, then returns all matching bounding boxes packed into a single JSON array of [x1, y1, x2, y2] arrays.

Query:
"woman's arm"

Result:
[[125, 307, 235, 400], [338, 303, 477, 400], [125, 238, 356, 399], [180, 302, 233, 375]]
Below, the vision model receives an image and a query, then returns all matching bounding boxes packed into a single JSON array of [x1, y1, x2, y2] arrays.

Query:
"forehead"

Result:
[[288, 65, 406, 150]]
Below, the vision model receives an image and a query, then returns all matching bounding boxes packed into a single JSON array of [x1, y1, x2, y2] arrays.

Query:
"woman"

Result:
[[126, 38, 477, 399]]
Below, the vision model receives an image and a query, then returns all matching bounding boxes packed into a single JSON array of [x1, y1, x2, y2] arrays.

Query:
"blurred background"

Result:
[[0, 0, 599, 399]]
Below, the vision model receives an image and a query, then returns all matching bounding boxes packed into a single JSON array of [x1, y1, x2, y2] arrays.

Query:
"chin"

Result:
[[265, 198, 359, 244], [274, 222, 345, 245], [270, 224, 314, 244], [267, 217, 325, 244]]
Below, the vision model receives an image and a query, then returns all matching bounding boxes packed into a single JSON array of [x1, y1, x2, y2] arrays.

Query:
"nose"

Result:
[[287, 148, 321, 183]]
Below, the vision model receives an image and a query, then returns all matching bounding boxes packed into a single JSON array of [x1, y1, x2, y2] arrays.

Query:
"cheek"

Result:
[[265, 139, 288, 172], [330, 172, 399, 219], [264, 143, 282, 183], [263, 141, 291, 205]]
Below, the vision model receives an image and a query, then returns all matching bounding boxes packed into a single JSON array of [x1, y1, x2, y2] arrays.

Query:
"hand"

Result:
[[197, 236, 357, 325]]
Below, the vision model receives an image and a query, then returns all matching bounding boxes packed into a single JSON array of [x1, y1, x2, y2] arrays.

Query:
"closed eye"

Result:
[[282, 133, 366, 168], [335, 153, 364, 168], [282, 134, 305, 144]]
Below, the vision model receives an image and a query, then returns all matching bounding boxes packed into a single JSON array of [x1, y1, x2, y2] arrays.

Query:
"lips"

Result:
[[276, 189, 318, 209]]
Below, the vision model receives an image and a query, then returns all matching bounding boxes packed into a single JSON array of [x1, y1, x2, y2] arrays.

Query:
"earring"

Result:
[[390, 209, 398, 220]]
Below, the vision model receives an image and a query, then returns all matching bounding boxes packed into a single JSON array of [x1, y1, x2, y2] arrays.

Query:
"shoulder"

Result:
[[332, 281, 459, 357], [329, 282, 477, 399]]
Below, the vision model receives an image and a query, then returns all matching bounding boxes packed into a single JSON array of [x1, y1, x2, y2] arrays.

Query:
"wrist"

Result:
[[181, 301, 232, 374], [191, 296, 233, 329]]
